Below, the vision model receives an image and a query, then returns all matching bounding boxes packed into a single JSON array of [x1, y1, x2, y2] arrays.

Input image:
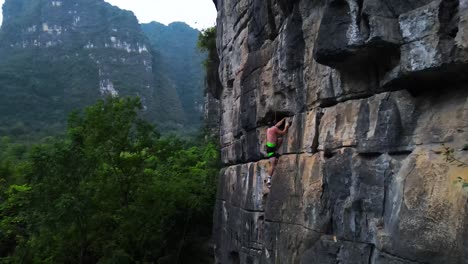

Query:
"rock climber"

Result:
[[265, 117, 290, 188]]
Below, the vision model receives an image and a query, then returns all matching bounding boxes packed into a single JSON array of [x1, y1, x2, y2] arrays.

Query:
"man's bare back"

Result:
[[267, 126, 281, 144]]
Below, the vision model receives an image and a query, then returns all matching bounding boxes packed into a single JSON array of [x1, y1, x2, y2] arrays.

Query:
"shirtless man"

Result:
[[265, 117, 290, 188]]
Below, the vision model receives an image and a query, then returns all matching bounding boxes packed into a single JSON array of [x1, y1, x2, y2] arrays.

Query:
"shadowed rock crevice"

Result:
[[229, 251, 241, 264], [261, 110, 293, 125], [438, 0, 460, 40], [313, 0, 353, 65], [266, 0, 279, 40]]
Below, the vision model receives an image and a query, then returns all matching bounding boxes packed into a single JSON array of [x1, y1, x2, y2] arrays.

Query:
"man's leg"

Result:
[[266, 156, 277, 188], [268, 157, 277, 176]]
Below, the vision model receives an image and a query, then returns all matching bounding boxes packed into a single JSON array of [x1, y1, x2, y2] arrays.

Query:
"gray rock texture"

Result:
[[211, 0, 468, 263]]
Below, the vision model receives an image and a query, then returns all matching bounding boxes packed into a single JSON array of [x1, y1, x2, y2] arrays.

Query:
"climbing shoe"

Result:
[[266, 176, 272, 188]]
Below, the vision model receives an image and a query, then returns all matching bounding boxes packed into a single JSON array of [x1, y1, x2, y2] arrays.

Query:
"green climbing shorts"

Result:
[[266, 142, 279, 158]]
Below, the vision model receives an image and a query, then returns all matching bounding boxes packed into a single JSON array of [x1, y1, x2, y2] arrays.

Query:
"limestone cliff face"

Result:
[[211, 0, 468, 263]]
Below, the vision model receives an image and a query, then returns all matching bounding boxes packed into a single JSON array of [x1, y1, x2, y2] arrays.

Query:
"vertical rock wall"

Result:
[[212, 0, 468, 263]]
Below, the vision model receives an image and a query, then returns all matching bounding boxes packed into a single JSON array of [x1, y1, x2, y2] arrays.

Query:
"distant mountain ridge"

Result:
[[142, 21, 206, 130], [0, 0, 204, 138]]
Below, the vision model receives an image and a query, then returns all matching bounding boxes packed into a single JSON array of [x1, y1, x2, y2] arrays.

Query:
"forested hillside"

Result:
[[142, 22, 206, 132], [0, 0, 205, 139]]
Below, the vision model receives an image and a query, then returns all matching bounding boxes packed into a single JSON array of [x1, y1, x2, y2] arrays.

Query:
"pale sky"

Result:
[[0, 0, 217, 30]]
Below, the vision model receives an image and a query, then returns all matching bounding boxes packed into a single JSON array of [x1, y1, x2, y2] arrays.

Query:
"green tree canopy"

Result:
[[0, 97, 219, 263]]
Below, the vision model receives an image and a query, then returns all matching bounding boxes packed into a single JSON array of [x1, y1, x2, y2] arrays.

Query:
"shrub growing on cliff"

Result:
[[441, 144, 468, 191], [198, 26, 222, 105], [198, 27, 217, 72]]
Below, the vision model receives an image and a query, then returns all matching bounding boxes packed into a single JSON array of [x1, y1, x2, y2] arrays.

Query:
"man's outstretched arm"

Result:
[[277, 121, 290, 135], [275, 117, 286, 128]]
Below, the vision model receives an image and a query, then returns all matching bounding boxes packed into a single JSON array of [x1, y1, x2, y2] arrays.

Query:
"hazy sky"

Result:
[[0, 0, 217, 30]]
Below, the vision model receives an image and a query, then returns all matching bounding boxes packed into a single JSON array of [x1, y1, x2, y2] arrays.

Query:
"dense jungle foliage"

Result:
[[0, 97, 220, 263]]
